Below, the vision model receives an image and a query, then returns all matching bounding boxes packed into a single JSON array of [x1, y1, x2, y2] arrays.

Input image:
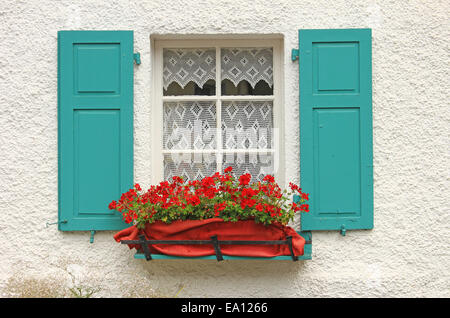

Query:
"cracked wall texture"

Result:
[[0, 0, 449, 297]]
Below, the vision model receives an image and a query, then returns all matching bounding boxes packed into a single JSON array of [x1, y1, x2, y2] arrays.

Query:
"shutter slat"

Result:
[[58, 31, 134, 231], [299, 29, 373, 232]]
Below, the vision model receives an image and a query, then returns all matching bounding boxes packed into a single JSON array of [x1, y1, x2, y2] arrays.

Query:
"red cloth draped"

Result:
[[114, 218, 305, 257]]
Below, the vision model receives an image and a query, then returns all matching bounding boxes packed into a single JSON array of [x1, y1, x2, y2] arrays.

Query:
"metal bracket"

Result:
[[138, 234, 152, 260], [90, 230, 96, 243], [291, 48, 299, 61], [340, 225, 346, 236], [133, 52, 141, 65], [122, 236, 303, 262], [210, 235, 223, 262], [45, 220, 67, 228], [286, 236, 298, 261]]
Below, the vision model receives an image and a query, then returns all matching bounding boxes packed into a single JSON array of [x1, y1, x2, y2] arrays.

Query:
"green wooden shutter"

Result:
[[298, 29, 373, 233], [58, 31, 134, 231]]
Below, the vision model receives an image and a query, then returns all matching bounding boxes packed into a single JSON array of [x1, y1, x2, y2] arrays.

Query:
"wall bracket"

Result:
[[340, 225, 346, 236], [291, 48, 299, 61], [133, 52, 141, 65], [90, 230, 96, 243], [45, 220, 67, 228]]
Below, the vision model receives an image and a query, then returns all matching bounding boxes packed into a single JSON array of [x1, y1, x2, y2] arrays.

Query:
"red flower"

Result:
[[214, 202, 227, 216], [241, 187, 257, 198], [187, 195, 201, 206], [112, 169, 310, 228], [201, 176, 215, 188], [300, 204, 309, 212], [172, 176, 184, 184], [202, 187, 217, 199], [263, 175, 275, 183], [289, 182, 302, 193], [239, 173, 251, 186], [240, 198, 256, 210], [108, 200, 117, 210]]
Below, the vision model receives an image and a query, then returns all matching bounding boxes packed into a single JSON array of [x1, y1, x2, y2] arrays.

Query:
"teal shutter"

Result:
[[298, 29, 373, 233], [58, 31, 134, 231]]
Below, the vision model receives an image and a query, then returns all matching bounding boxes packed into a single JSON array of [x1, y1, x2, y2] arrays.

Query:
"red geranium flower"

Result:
[[263, 175, 275, 183], [109, 169, 309, 228], [224, 166, 233, 173], [108, 200, 117, 210], [239, 173, 251, 186]]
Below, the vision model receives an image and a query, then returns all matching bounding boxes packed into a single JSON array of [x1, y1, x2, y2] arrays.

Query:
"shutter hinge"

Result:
[[45, 220, 67, 228], [340, 225, 346, 236], [133, 52, 141, 65], [90, 230, 96, 244], [291, 49, 299, 61]]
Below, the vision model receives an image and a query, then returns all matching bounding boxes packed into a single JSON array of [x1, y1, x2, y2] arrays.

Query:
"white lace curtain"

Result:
[[221, 48, 273, 88], [162, 47, 275, 182], [163, 48, 216, 90], [163, 47, 273, 90], [163, 101, 217, 150]]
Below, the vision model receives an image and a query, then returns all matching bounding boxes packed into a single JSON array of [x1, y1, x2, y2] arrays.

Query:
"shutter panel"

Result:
[[58, 31, 134, 231], [299, 29, 373, 232]]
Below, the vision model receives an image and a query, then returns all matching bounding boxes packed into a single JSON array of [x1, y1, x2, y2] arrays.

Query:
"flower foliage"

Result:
[[109, 167, 309, 229]]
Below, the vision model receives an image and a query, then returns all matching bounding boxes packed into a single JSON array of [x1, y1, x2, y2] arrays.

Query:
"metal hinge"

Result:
[[340, 225, 346, 236], [133, 52, 141, 65], [291, 48, 299, 61], [45, 220, 67, 228], [90, 230, 96, 244]]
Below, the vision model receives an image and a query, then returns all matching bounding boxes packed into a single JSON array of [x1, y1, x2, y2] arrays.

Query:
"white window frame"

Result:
[[150, 37, 284, 186]]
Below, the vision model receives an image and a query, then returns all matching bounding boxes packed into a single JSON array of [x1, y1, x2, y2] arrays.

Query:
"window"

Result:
[[58, 29, 372, 239], [151, 38, 284, 185]]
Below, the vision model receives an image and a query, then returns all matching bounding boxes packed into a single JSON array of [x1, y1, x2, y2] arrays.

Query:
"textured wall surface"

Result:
[[0, 0, 449, 297]]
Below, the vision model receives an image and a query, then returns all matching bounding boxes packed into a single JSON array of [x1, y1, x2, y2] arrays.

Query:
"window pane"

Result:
[[221, 48, 273, 95], [222, 153, 274, 182], [165, 79, 215, 96], [163, 48, 216, 96], [164, 153, 217, 182], [163, 101, 216, 150], [222, 101, 273, 150]]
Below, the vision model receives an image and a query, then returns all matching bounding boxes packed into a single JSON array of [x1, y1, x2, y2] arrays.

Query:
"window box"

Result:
[[110, 166, 310, 261], [114, 219, 310, 261]]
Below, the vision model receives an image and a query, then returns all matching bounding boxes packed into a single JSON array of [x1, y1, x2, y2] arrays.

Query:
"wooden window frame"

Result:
[[150, 37, 285, 186]]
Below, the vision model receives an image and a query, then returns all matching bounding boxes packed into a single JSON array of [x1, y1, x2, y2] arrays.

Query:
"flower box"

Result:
[[110, 167, 309, 260], [114, 218, 305, 259]]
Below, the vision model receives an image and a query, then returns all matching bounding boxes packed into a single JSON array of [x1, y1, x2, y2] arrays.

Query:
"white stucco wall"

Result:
[[0, 0, 448, 297]]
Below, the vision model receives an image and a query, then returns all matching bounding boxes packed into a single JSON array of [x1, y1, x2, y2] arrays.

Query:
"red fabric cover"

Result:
[[114, 218, 305, 257]]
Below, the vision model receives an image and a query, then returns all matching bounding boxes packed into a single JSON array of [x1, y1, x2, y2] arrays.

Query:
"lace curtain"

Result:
[[163, 48, 273, 90], [163, 48, 216, 90], [164, 153, 217, 182], [163, 101, 217, 150], [221, 101, 273, 150], [162, 47, 275, 182], [221, 48, 273, 88], [164, 152, 274, 183], [222, 153, 274, 183]]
